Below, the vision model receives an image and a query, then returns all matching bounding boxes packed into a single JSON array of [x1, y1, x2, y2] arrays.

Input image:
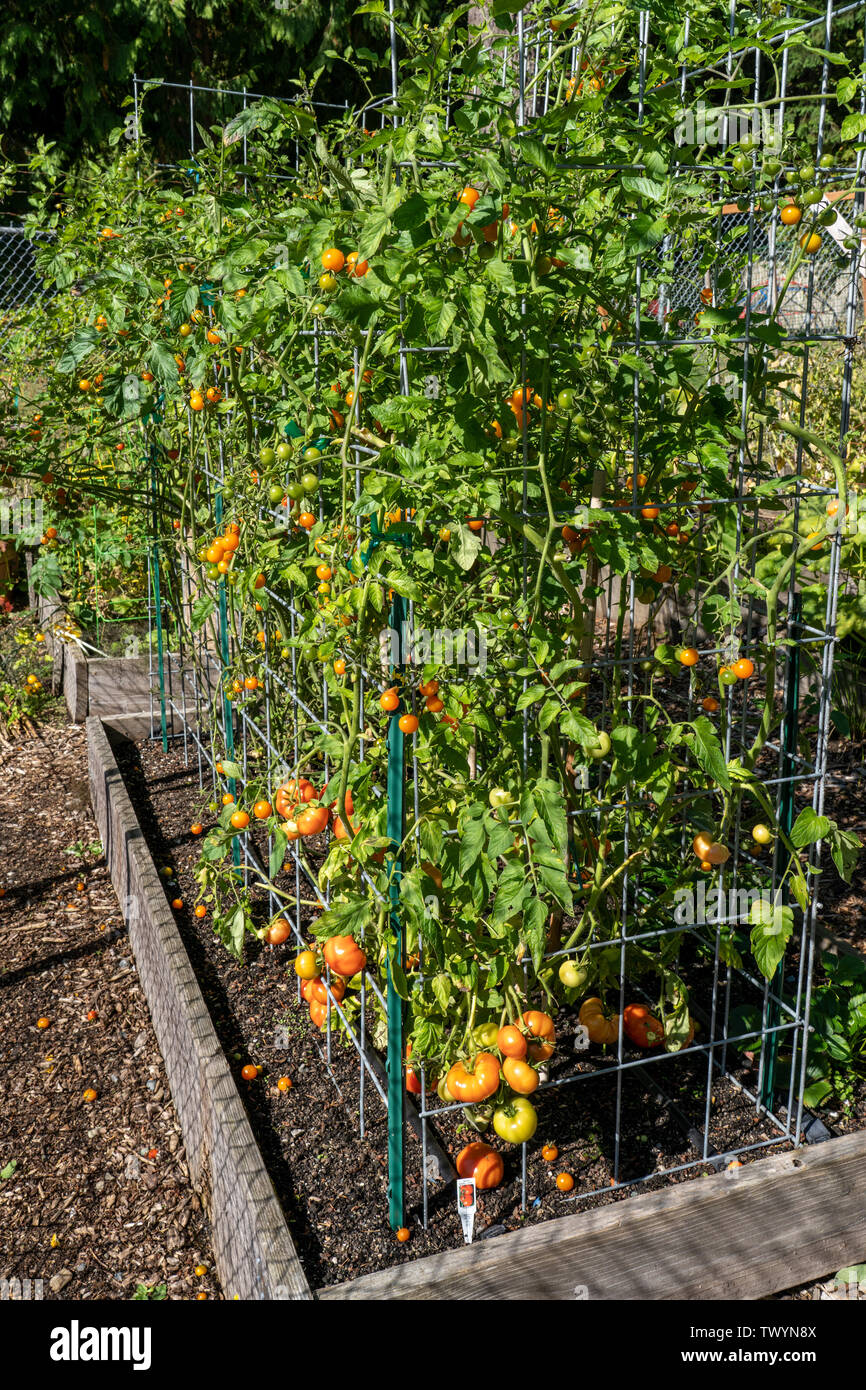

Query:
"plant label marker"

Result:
[[457, 1177, 476, 1244]]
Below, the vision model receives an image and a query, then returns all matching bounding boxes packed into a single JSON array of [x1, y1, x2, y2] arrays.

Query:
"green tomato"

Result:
[[198, 547, 209, 562], [488, 787, 512, 809], [479, 243, 496, 261], [500, 436, 518, 453], [557, 388, 575, 410], [559, 960, 589, 990], [493, 1096, 537, 1145], [474, 1022, 499, 1049], [763, 158, 782, 179], [301, 472, 319, 493], [286, 481, 304, 501], [819, 153, 834, 169], [818, 206, 836, 226], [501, 656, 519, 671], [437, 1075, 455, 1104], [275, 442, 292, 462], [799, 164, 816, 183], [587, 730, 612, 759], [719, 665, 739, 687], [268, 484, 284, 505], [802, 186, 823, 206], [302, 447, 321, 464], [206, 563, 220, 580], [259, 447, 276, 468], [732, 151, 751, 174]]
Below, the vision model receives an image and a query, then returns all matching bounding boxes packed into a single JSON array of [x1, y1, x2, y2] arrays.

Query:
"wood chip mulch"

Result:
[[0, 716, 220, 1301]]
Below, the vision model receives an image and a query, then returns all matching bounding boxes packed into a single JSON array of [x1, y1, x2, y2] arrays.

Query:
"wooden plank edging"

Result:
[[86, 717, 313, 1301], [319, 1127, 866, 1300]]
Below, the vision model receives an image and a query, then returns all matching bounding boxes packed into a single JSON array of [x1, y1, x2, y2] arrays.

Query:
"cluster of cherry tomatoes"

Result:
[[197, 520, 241, 580], [379, 676, 442, 731]]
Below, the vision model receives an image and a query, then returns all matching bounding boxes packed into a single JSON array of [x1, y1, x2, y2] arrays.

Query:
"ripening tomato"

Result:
[[309, 999, 328, 1029], [321, 247, 345, 272], [294, 950, 320, 980], [265, 918, 291, 945], [322, 935, 367, 977], [497, 1025, 527, 1059], [446, 1053, 501, 1103], [253, 800, 272, 819], [310, 975, 346, 1005], [502, 1056, 539, 1095], [522, 1010, 556, 1062], [297, 805, 329, 836], [623, 1003, 664, 1048], [456, 1142, 504, 1190], [578, 997, 620, 1045]]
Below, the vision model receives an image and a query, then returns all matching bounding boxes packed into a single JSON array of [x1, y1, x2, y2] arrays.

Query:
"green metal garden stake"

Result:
[[761, 592, 801, 1111], [214, 485, 241, 872], [385, 590, 406, 1231], [149, 450, 168, 752]]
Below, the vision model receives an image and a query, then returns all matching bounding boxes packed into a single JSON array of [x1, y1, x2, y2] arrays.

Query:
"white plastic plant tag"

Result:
[[457, 1177, 476, 1244]]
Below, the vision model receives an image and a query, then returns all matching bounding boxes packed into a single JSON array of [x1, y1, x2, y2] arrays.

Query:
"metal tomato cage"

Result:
[[138, 0, 864, 1240]]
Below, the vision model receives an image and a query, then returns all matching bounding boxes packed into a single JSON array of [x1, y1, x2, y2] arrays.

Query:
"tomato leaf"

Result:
[[522, 896, 547, 971], [313, 897, 371, 941], [829, 826, 861, 883], [689, 716, 731, 789], [453, 523, 482, 571], [750, 909, 794, 980], [790, 806, 833, 848]]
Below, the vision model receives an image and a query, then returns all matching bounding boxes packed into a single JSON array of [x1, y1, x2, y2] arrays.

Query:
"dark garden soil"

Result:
[[0, 617, 220, 1300], [111, 729, 866, 1291]]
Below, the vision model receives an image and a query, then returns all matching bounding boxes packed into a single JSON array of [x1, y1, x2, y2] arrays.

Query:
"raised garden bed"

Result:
[[88, 718, 866, 1300]]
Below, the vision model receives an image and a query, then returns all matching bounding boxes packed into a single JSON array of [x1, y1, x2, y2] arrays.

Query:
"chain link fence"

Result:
[[663, 208, 863, 334]]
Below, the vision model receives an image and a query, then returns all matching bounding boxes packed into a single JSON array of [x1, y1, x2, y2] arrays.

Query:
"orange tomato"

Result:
[[497, 1025, 527, 1059], [622, 1002, 664, 1048], [322, 935, 367, 977], [446, 1053, 501, 1103], [456, 1142, 504, 1190], [521, 1010, 556, 1062], [502, 1056, 539, 1095]]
